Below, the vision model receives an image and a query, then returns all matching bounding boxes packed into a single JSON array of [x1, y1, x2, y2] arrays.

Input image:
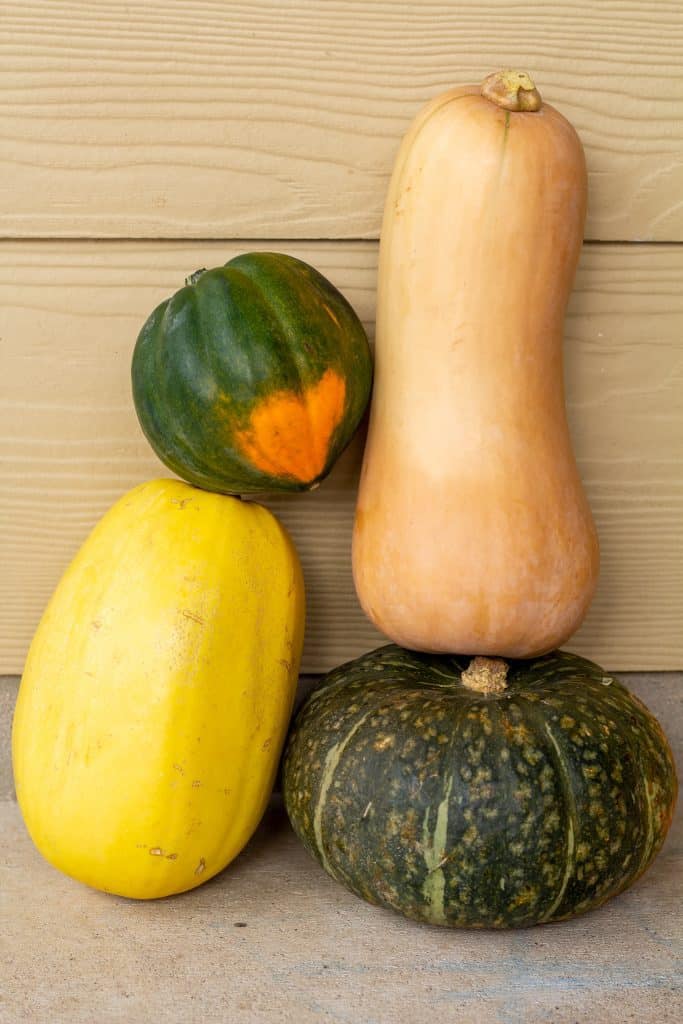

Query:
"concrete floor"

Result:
[[1, 674, 681, 1024]]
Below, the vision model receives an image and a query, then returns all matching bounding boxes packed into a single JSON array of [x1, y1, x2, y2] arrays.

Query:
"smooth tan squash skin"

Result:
[[353, 75, 599, 657], [12, 479, 305, 898]]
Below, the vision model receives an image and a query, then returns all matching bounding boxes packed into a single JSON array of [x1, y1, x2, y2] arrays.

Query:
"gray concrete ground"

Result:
[[1, 673, 681, 1023]]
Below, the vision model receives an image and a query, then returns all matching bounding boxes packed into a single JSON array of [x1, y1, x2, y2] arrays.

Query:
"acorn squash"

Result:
[[132, 252, 372, 494]]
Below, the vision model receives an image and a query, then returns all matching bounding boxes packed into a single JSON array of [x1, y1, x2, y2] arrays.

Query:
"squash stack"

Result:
[[10, 69, 676, 924], [283, 71, 677, 928]]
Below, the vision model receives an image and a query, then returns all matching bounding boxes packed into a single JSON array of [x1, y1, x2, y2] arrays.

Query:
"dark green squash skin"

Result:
[[283, 646, 677, 929], [131, 252, 372, 494]]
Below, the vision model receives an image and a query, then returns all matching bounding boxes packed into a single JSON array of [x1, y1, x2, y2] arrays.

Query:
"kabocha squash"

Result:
[[353, 70, 599, 657], [12, 479, 305, 899], [283, 645, 677, 929], [132, 252, 372, 495]]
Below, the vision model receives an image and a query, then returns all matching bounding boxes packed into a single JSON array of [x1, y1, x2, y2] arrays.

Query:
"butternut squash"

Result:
[[12, 479, 305, 899], [353, 70, 599, 657]]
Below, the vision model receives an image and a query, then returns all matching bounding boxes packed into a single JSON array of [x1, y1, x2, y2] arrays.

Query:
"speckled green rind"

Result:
[[131, 252, 372, 494], [282, 646, 678, 929]]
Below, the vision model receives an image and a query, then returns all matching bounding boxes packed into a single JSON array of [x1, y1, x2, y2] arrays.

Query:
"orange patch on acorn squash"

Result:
[[235, 369, 346, 484]]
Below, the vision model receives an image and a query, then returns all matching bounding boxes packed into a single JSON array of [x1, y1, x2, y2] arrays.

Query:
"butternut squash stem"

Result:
[[461, 656, 509, 694], [481, 70, 542, 112]]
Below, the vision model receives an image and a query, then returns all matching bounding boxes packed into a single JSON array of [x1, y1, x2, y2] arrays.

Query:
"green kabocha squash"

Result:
[[132, 252, 372, 494], [283, 646, 677, 929]]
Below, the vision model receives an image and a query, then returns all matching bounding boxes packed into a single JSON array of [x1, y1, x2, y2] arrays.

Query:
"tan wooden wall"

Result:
[[2, 2, 682, 672]]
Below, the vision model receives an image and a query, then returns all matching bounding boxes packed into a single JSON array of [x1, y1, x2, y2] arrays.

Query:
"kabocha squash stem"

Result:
[[460, 656, 508, 694], [353, 72, 599, 657]]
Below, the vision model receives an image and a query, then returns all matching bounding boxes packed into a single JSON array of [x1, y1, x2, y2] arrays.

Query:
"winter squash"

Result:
[[353, 70, 599, 657], [283, 645, 677, 929], [12, 479, 305, 899], [132, 252, 372, 495]]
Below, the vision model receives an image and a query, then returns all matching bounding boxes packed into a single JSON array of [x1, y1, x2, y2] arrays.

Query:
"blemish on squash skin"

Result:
[[148, 847, 177, 860], [322, 303, 342, 328], [195, 858, 206, 876], [234, 369, 346, 484], [182, 609, 205, 626]]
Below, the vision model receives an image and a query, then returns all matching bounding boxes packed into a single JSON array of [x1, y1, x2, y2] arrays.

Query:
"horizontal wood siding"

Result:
[[2, 1, 682, 241], [2, 241, 681, 671]]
